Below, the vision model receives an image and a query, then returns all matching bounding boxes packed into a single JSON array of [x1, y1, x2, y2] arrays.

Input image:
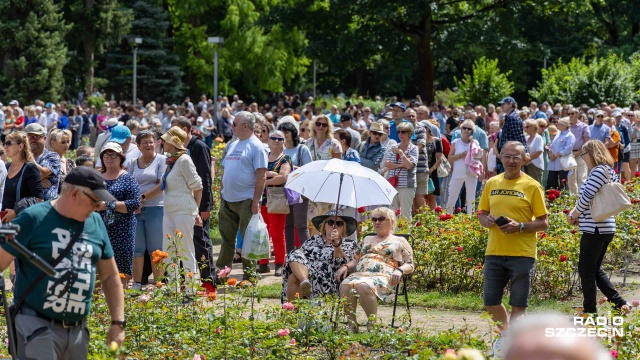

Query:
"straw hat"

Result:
[[548, 125, 559, 136], [161, 126, 187, 150]]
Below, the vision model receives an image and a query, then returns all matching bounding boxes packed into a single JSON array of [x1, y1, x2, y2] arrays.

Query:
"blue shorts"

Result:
[[483, 256, 535, 307]]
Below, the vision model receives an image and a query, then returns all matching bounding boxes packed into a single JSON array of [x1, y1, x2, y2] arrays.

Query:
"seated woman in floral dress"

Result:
[[336, 207, 414, 332], [281, 210, 359, 302]]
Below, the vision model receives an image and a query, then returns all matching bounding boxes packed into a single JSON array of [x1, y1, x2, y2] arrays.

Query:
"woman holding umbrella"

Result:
[[281, 210, 359, 302]]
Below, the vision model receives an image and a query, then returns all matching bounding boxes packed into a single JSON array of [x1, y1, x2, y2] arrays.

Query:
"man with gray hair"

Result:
[[216, 111, 268, 281]]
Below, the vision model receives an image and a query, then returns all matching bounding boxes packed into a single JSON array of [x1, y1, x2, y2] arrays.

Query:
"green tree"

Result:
[[0, 0, 70, 102], [64, 0, 133, 95], [455, 57, 514, 106], [103, 0, 184, 103], [167, 0, 309, 99]]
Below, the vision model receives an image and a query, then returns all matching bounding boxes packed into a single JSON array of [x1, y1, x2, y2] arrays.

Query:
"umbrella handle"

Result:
[[335, 173, 344, 212]]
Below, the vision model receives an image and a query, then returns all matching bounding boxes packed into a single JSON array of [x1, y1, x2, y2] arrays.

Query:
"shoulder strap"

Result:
[[297, 144, 303, 167], [15, 163, 27, 203], [12, 220, 85, 314]]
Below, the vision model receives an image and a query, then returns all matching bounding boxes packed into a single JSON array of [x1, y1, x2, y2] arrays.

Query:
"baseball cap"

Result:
[[389, 102, 406, 111], [383, 112, 393, 119], [498, 97, 516, 105], [110, 125, 131, 144], [45, 102, 54, 108], [9, 100, 18, 106], [612, 109, 622, 117], [24, 123, 46, 136], [596, 110, 605, 116], [64, 167, 116, 202], [100, 142, 124, 156]]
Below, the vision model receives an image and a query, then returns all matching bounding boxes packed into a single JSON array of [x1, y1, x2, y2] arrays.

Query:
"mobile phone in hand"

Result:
[[495, 216, 509, 226]]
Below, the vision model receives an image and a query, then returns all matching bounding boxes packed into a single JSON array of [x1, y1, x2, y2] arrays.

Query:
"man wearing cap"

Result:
[[568, 107, 590, 195], [388, 101, 408, 142], [45, 103, 59, 132], [358, 122, 386, 171], [338, 113, 361, 149], [171, 117, 215, 292], [0, 167, 125, 358], [26, 123, 61, 201], [96, 125, 141, 168], [497, 97, 529, 163], [217, 111, 267, 280], [530, 101, 547, 120], [589, 110, 613, 147], [9, 100, 23, 117]]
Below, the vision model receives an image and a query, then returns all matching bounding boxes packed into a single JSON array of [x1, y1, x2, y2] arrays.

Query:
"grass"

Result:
[[253, 283, 576, 313]]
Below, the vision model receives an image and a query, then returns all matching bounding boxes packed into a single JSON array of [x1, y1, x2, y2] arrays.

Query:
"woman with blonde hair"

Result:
[[446, 119, 481, 215], [567, 140, 630, 315], [384, 121, 418, 219], [337, 206, 414, 331], [48, 129, 75, 186], [299, 120, 311, 141], [307, 115, 341, 160], [2, 132, 43, 223]]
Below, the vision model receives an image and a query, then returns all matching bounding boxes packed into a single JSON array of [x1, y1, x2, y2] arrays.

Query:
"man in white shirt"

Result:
[[44, 103, 59, 132]]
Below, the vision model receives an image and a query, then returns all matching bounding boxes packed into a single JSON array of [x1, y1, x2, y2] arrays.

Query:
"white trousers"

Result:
[[391, 187, 417, 220], [163, 213, 198, 280], [568, 155, 588, 195], [446, 175, 478, 215]]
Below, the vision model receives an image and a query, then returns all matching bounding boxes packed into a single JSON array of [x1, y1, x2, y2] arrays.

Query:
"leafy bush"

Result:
[[530, 53, 638, 106], [86, 95, 106, 110], [455, 57, 514, 106]]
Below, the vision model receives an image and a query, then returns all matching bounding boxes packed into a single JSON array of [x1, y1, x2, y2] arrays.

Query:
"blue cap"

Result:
[[110, 125, 131, 144], [498, 97, 516, 105], [45, 102, 54, 108], [389, 102, 406, 111]]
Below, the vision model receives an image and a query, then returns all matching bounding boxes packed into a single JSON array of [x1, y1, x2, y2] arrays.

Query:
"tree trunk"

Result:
[[84, 0, 95, 95], [416, 32, 434, 103]]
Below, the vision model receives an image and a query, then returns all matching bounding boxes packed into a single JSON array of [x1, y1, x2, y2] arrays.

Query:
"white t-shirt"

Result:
[[221, 136, 268, 202], [527, 133, 544, 170]]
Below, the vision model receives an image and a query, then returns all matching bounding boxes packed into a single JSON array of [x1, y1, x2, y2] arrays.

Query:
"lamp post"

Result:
[[132, 37, 142, 105], [208, 37, 224, 120]]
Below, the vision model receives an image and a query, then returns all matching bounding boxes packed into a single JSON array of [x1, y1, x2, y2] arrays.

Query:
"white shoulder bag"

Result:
[[590, 166, 632, 222]]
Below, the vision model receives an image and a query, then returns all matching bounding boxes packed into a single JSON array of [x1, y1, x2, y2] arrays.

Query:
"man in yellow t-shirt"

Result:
[[477, 141, 549, 356]]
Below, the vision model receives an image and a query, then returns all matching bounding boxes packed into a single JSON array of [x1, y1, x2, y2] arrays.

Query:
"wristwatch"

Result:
[[141, 194, 147, 201], [111, 320, 126, 329], [519, 222, 525, 232]]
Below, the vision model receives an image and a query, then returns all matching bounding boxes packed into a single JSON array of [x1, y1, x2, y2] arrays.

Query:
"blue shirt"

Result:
[[36, 149, 61, 201], [342, 148, 361, 163], [589, 123, 611, 143], [498, 110, 528, 153], [329, 114, 341, 125], [24, 116, 38, 126], [57, 115, 68, 130], [548, 130, 575, 171]]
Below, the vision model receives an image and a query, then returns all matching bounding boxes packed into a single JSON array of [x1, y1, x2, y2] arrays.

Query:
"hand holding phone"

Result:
[[494, 216, 509, 226]]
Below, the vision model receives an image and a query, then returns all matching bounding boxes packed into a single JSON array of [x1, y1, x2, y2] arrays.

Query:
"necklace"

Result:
[[139, 154, 156, 168]]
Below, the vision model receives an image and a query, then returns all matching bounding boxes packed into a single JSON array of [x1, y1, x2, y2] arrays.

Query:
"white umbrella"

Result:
[[285, 159, 397, 208]]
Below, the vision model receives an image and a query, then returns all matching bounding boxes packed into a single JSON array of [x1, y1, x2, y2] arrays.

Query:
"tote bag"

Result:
[[560, 154, 577, 171], [267, 187, 291, 214], [590, 166, 632, 222], [437, 157, 451, 177]]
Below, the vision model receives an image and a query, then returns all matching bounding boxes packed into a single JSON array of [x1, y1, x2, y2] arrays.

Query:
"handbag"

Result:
[[267, 187, 291, 214], [560, 154, 577, 171], [387, 153, 401, 188], [590, 166, 632, 222], [427, 178, 435, 194], [437, 157, 451, 177]]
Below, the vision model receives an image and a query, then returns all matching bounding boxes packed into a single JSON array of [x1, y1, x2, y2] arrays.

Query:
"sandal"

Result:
[[233, 251, 242, 263]]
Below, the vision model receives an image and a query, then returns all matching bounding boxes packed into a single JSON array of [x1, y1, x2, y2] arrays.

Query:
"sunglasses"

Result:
[[569, 112, 577, 115], [371, 216, 387, 223], [3, 141, 14, 146], [315, 122, 328, 128], [370, 132, 382, 137], [580, 152, 588, 159], [596, 115, 604, 118], [399, 130, 412, 134], [461, 127, 473, 131], [269, 137, 284, 142], [326, 220, 345, 227], [540, 125, 548, 128], [300, 128, 308, 132], [27, 134, 44, 140]]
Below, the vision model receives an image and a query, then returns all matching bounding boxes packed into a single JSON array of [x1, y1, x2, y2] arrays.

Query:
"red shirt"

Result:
[[441, 135, 451, 156]]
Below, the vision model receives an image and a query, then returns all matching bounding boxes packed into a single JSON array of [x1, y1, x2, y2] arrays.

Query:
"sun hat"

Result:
[[110, 125, 131, 144], [548, 125, 559, 136], [311, 210, 357, 236], [9, 100, 18, 106], [100, 142, 124, 156], [557, 117, 570, 128], [161, 126, 187, 150], [369, 122, 384, 134], [383, 112, 393, 119], [64, 166, 116, 202], [24, 123, 46, 136]]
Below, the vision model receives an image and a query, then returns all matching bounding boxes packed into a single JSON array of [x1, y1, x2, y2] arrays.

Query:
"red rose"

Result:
[[434, 206, 443, 213], [415, 221, 422, 227], [561, 178, 566, 184], [635, 171, 640, 177], [539, 250, 547, 256], [439, 214, 452, 221], [395, 209, 401, 216], [539, 231, 547, 238], [357, 207, 365, 214], [476, 265, 483, 269], [563, 208, 570, 214], [456, 207, 461, 213], [547, 194, 557, 201], [571, 229, 577, 234], [621, 178, 626, 184], [628, 187, 634, 192], [457, 246, 463, 252], [467, 257, 472, 262], [559, 255, 567, 262]]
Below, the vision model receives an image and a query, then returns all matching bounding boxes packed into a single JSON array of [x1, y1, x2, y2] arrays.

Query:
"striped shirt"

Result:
[[575, 165, 617, 234]]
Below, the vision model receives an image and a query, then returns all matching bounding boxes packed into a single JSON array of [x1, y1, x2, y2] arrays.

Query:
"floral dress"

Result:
[[341, 235, 414, 303], [101, 172, 141, 275], [281, 234, 359, 302], [306, 138, 342, 160]]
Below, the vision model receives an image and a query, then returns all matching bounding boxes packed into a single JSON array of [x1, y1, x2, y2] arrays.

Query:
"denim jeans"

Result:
[[134, 206, 164, 257]]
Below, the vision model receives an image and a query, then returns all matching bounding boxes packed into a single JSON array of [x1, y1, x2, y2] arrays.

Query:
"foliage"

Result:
[[0, 0, 70, 102], [529, 53, 639, 106], [86, 96, 106, 111], [455, 57, 514, 106]]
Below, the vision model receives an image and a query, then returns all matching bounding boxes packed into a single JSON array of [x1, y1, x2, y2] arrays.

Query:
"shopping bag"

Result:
[[242, 213, 271, 260]]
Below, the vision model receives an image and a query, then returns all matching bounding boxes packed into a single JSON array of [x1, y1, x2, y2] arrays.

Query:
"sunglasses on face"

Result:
[[569, 112, 576, 115], [326, 220, 344, 227], [300, 128, 308, 132], [3, 141, 14, 146], [269, 137, 284, 142], [315, 122, 328, 128], [461, 127, 473, 131], [370, 132, 382, 137], [27, 134, 44, 140], [596, 115, 604, 118], [399, 130, 412, 134], [371, 216, 387, 223], [103, 152, 120, 159]]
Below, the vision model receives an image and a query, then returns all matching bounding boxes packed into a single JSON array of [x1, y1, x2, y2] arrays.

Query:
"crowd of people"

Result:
[[0, 92, 635, 356]]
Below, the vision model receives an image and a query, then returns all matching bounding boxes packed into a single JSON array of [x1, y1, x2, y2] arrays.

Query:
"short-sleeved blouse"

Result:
[[306, 138, 342, 161]]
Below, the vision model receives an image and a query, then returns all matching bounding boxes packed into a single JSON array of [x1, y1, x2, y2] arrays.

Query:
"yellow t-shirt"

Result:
[[478, 173, 548, 258]]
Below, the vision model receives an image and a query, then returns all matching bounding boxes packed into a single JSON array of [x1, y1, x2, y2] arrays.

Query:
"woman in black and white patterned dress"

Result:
[[281, 210, 359, 302]]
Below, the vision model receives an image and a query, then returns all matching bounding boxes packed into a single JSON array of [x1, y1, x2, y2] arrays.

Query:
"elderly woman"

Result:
[[337, 207, 413, 331], [281, 210, 359, 302], [567, 141, 630, 315], [258, 130, 292, 276], [48, 129, 75, 187], [307, 115, 342, 160], [384, 122, 418, 219], [126, 130, 167, 290], [631, 114, 640, 177], [97, 142, 141, 286], [160, 127, 203, 286], [524, 119, 544, 185], [446, 119, 481, 215], [546, 117, 575, 190], [425, 125, 443, 210]]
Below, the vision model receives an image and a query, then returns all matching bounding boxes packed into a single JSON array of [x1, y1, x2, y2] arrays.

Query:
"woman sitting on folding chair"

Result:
[[336, 207, 414, 332]]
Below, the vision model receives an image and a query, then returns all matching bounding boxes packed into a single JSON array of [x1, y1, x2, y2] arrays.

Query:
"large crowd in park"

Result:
[[0, 93, 636, 358]]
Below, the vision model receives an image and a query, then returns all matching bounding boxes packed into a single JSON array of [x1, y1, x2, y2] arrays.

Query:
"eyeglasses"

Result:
[[3, 141, 14, 146], [27, 134, 44, 140], [326, 220, 344, 227], [82, 190, 102, 206], [502, 155, 523, 162], [300, 128, 308, 133], [140, 141, 155, 146], [596, 115, 604, 118], [569, 112, 577, 115], [315, 122, 328, 128], [399, 130, 412, 134], [102, 152, 120, 159], [269, 137, 284, 142], [579, 152, 588, 159], [371, 216, 387, 223], [461, 127, 473, 131]]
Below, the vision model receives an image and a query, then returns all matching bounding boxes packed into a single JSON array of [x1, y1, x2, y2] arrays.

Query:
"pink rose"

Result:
[[457, 246, 463, 252], [610, 349, 618, 358], [218, 266, 231, 278], [290, 338, 296, 345], [277, 328, 290, 337], [193, 355, 202, 360], [632, 300, 640, 308], [282, 302, 295, 311], [139, 294, 151, 304], [215, 327, 221, 335]]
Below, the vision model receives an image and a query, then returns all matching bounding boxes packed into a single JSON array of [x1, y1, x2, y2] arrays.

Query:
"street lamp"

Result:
[[208, 37, 224, 120], [132, 37, 142, 105]]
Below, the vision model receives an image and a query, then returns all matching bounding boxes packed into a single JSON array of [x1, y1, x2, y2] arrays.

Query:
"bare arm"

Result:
[[97, 258, 125, 346], [265, 162, 291, 186], [252, 168, 267, 214]]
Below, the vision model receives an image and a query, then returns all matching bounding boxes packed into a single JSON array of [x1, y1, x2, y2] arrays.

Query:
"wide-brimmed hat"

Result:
[[311, 210, 357, 236], [161, 126, 187, 150]]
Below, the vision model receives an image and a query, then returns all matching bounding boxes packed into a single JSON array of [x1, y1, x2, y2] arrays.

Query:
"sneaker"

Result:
[[492, 334, 505, 358], [300, 280, 312, 298], [274, 264, 284, 277], [129, 282, 142, 297], [257, 263, 270, 274], [233, 251, 242, 263]]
